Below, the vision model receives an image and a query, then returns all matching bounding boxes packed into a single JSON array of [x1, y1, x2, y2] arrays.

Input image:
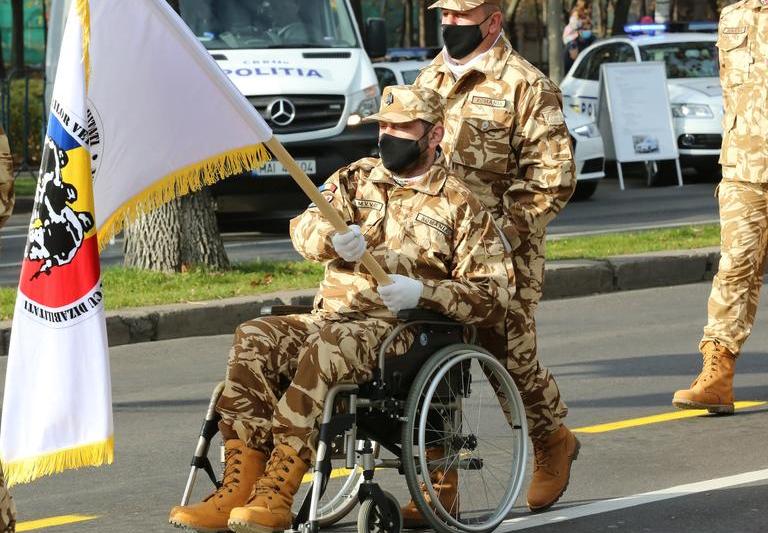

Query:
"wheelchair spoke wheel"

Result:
[[357, 490, 402, 533], [402, 345, 528, 533]]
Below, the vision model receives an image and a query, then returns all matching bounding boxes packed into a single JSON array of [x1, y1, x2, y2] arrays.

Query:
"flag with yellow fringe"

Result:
[[0, 0, 273, 486]]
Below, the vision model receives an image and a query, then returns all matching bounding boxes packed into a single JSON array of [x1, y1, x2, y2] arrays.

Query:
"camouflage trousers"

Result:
[[480, 230, 568, 443], [0, 465, 15, 532], [217, 312, 410, 463], [701, 180, 768, 356]]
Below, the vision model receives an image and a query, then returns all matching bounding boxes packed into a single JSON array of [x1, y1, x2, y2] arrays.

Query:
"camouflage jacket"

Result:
[[290, 157, 512, 326], [0, 128, 13, 229], [718, 0, 768, 182], [415, 35, 576, 247]]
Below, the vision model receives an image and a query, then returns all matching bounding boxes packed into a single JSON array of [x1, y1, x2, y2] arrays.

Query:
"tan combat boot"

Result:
[[401, 447, 459, 528], [673, 341, 736, 414], [169, 439, 267, 532], [228, 444, 310, 533], [526, 425, 580, 512]]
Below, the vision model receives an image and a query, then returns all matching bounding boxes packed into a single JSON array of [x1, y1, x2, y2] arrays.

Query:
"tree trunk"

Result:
[[612, 0, 632, 34], [11, 0, 23, 72], [418, 0, 426, 48], [547, 0, 564, 82], [122, 0, 230, 272], [403, 0, 413, 47], [655, 0, 672, 22]]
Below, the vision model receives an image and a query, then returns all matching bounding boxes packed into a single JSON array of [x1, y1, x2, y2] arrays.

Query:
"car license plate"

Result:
[[252, 159, 316, 176]]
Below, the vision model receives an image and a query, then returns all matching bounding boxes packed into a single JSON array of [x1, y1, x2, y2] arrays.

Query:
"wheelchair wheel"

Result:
[[401, 344, 528, 533], [293, 440, 380, 526], [356, 490, 402, 533]]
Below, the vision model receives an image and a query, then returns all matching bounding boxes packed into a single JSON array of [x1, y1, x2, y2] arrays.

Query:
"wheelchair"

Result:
[[179, 305, 528, 533]]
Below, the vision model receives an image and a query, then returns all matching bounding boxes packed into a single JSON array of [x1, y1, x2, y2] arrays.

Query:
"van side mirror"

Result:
[[365, 18, 387, 59]]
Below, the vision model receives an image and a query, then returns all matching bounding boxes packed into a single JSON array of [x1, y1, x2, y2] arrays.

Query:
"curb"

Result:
[[0, 248, 721, 356]]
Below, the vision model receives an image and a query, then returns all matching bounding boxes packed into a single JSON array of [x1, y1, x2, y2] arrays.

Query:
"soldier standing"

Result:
[[169, 85, 512, 533], [413, 0, 578, 514], [0, 125, 14, 533], [673, 0, 768, 414]]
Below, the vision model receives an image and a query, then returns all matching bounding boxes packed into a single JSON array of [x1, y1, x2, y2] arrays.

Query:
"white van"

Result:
[[47, 0, 386, 224]]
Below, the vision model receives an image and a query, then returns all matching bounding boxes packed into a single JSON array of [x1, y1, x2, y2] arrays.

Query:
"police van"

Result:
[[47, 0, 386, 224]]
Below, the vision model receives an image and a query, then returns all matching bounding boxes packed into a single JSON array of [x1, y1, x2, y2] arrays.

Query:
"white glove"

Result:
[[331, 225, 366, 262], [377, 274, 424, 314]]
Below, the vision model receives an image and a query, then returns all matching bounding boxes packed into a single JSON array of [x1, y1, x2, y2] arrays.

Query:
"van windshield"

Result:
[[179, 0, 359, 49]]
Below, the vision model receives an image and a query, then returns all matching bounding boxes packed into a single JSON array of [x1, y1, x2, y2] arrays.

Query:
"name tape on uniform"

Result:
[[353, 199, 384, 211], [471, 96, 507, 108], [416, 213, 452, 237]]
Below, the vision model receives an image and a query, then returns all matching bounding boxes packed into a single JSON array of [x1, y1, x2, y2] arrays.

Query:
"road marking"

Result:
[[573, 401, 766, 434], [500, 468, 768, 531], [301, 466, 357, 484], [17, 514, 99, 531]]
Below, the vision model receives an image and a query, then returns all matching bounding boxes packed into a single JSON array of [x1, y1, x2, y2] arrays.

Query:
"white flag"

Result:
[[1, 0, 274, 486]]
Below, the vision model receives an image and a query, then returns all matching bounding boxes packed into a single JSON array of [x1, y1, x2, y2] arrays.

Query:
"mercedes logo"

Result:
[[267, 98, 296, 127]]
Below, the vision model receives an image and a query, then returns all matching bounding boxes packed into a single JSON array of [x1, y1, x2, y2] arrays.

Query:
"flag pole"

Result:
[[265, 137, 392, 286]]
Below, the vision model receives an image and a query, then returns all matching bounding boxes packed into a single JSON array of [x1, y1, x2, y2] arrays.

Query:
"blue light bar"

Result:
[[624, 23, 668, 34]]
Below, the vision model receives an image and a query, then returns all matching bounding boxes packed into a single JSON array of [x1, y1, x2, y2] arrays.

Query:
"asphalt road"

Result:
[[5, 281, 767, 532], [0, 176, 720, 287]]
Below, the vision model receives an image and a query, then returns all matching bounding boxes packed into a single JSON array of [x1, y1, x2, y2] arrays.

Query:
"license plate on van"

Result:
[[252, 159, 316, 176]]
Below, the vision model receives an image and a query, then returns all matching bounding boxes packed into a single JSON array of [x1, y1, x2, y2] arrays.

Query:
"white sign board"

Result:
[[597, 62, 682, 189]]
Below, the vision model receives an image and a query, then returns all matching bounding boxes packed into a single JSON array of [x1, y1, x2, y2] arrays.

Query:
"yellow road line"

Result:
[[17, 514, 99, 531], [301, 466, 358, 484], [573, 401, 767, 434]]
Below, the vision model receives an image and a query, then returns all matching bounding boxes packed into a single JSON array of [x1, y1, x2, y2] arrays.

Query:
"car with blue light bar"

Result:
[[560, 25, 722, 177]]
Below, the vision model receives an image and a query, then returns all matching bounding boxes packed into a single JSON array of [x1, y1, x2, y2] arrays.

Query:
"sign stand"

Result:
[[597, 62, 683, 190]]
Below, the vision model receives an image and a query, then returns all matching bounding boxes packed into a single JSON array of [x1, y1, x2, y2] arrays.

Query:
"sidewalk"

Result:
[[0, 247, 721, 355]]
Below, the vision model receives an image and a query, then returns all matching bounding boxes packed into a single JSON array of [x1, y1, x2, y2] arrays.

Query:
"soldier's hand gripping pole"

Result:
[[265, 136, 392, 286]]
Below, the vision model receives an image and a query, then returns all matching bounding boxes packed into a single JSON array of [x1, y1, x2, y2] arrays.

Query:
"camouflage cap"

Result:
[[364, 85, 444, 125], [428, 0, 502, 10]]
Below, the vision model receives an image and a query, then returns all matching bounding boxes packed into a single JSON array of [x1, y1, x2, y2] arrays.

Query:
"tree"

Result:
[[546, 0, 564, 82], [122, 0, 229, 272], [612, 0, 632, 34]]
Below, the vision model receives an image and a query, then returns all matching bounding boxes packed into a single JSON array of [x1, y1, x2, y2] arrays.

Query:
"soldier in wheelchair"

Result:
[[169, 86, 527, 533]]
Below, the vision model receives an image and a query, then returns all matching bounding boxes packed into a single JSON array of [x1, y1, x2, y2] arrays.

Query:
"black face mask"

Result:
[[442, 14, 492, 60], [379, 128, 431, 174]]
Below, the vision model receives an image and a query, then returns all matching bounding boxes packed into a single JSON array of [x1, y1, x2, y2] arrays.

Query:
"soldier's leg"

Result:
[[0, 465, 15, 533], [507, 232, 578, 512], [505, 232, 567, 441], [229, 317, 407, 533], [170, 313, 320, 531], [674, 181, 768, 413]]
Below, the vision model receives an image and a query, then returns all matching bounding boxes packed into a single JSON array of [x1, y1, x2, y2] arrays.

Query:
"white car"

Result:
[[376, 59, 605, 200], [560, 32, 722, 175], [374, 59, 431, 90]]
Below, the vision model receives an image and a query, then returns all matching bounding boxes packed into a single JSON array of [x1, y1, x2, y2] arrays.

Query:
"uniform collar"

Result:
[[435, 33, 512, 81], [744, 0, 768, 8], [367, 156, 448, 196]]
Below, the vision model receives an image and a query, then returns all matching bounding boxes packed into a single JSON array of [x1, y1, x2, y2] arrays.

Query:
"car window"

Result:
[[573, 43, 637, 81], [639, 42, 719, 79], [402, 69, 422, 85], [375, 67, 398, 91]]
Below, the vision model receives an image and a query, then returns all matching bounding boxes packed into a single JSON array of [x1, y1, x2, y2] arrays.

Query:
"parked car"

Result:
[[374, 59, 431, 91], [560, 31, 721, 176]]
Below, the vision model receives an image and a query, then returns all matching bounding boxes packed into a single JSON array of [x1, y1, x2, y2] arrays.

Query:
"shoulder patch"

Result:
[[544, 110, 565, 126], [416, 213, 452, 237]]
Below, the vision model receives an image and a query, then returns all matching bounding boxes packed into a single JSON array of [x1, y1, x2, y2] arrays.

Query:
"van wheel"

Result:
[[572, 180, 598, 201]]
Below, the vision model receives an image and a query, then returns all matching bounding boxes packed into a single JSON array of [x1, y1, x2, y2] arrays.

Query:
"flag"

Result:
[[1, 0, 274, 486]]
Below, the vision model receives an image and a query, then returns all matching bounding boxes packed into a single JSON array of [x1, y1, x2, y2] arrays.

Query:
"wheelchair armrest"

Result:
[[261, 305, 313, 316], [396, 308, 458, 324]]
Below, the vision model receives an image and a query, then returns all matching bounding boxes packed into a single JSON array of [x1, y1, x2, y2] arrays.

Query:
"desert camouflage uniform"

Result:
[[415, 35, 575, 441], [217, 157, 511, 462], [700, 0, 768, 356], [0, 126, 14, 231], [0, 466, 15, 533]]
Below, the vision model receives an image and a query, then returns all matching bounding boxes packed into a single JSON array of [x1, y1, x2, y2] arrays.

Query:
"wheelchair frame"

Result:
[[179, 306, 528, 533]]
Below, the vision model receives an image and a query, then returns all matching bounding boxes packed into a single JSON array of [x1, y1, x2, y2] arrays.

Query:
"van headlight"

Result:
[[573, 123, 600, 138], [347, 85, 380, 127], [671, 104, 713, 118]]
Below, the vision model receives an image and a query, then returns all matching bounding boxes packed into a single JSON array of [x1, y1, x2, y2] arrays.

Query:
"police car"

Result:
[[560, 25, 721, 176], [374, 59, 432, 91]]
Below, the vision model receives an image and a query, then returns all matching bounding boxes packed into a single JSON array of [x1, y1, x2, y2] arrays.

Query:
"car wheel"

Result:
[[572, 180, 599, 201]]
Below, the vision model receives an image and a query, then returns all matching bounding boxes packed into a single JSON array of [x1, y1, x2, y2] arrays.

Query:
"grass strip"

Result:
[[0, 224, 721, 321], [13, 176, 36, 197]]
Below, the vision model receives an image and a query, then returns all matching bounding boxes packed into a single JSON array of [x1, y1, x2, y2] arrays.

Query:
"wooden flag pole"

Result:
[[265, 137, 392, 286]]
